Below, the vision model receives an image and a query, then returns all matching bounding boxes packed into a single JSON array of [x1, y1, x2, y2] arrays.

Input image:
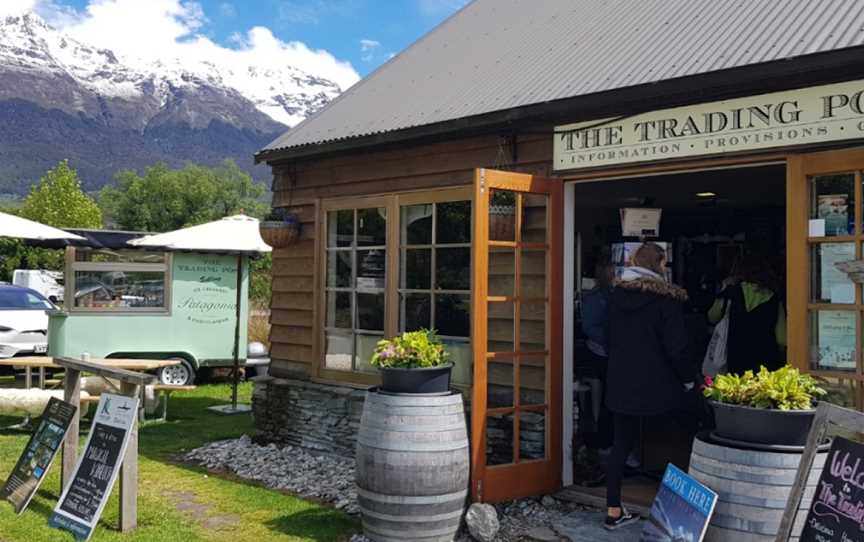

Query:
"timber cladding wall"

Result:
[[266, 132, 553, 380]]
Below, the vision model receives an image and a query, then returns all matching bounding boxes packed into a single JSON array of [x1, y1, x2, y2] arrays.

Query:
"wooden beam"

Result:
[[119, 381, 140, 533], [53, 357, 156, 386], [61, 367, 81, 491]]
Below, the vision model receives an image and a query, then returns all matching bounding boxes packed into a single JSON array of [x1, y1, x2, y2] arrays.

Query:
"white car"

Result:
[[0, 285, 54, 358]]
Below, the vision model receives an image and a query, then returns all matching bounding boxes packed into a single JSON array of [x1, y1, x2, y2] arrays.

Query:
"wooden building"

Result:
[[253, 0, 864, 505]]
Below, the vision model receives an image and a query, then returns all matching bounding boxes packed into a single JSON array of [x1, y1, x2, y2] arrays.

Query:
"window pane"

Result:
[[401, 204, 433, 245], [357, 292, 385, 331], [520, 302, 546, 352], [326, 291, 352, 329], [520, 410, 546, 461], [445, 340, 472, 386], [355, 334, 382, 374], [356, 249, 386, 289], [357, 207, 386, 246], [820, 377, 858, 408], [520, 355, 546, 406], [488, 359, 513, 408], [521, 249, 547, 299], [488, 301, 514, 353], [486, 413, 513, 466], [489, 190, 517, 242], [326, 250, 352, 288], [73, 271, 165, 308], [521, 194, 547, 243], [436, 247, 470, 290], [810, 310, 857, 371], [403, 249, 431, 289], [402, 293, 431, 331], [810, 243, 856, 304], [810, 174, 854, 237], [435, 294, 470, 337], [325, 332, 353, 371], [489, 248, 515, 297], [328, 209, 354, 247], [75, 250, 165, 264], [436, 201, 471, 244]]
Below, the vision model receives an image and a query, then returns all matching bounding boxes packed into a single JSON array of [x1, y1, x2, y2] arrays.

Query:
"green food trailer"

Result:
[[46, 217, 268, 385]]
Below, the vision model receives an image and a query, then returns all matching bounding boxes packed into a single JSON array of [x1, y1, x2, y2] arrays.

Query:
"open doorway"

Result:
[[568, 163, 786, 508]]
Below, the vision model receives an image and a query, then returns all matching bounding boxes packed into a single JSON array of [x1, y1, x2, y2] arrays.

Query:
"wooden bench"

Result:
[[152, 384, 197, 421]]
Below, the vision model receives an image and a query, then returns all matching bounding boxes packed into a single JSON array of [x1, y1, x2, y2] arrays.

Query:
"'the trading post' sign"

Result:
[[1, 397, 76, 513], [800, 437, 864, 542], [554, 79, 864, 171], [49, 393, 138, 541]]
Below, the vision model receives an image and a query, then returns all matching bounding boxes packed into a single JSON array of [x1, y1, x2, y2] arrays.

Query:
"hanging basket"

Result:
[[259, 220, 301, 248], [489, 204, 516, 240]]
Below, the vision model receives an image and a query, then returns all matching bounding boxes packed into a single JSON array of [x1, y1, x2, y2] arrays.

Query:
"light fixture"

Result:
[[696, 192, 717, 198]]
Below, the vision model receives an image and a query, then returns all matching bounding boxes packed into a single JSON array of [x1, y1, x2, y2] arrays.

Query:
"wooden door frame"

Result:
[[470, 168, 563, 502], [788, 146, 864, 408]]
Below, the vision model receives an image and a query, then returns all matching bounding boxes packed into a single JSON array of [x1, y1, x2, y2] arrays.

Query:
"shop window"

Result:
[[319, 191, 472, 383], [323, 207, 387, 373], [399, 200, 472, 385], [807, 173, 861, 373], [70, 249, 169, 311]]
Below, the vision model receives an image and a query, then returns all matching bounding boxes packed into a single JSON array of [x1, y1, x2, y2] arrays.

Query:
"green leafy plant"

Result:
[[371, 329, 450, 369], [703, 365, 826, 410]]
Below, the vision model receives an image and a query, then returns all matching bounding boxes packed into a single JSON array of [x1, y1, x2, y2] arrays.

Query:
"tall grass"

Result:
[[248, 303, 271, 350]]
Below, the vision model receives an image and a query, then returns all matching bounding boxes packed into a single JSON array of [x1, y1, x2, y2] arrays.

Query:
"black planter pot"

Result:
[[379, 363, 453, 395], [710, 401, 816, 447]]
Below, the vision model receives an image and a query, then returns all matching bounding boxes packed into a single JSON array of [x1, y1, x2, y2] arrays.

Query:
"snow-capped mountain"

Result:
[[0, 12, 343, 194]]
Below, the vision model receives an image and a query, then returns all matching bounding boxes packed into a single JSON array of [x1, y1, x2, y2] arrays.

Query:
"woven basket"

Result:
[[260, 220, 301, 248]]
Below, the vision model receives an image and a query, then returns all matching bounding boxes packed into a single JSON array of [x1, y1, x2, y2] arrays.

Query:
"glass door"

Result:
[[790, 147, 864, 409], [471, 168, 563, 502]]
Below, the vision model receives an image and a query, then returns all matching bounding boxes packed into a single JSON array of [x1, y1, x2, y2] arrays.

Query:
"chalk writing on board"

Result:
[[801, 437, 864, 542]]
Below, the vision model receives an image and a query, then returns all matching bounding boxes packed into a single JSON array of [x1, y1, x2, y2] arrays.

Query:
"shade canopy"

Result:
[[128, 214, 271, 254], [0, 211, 86, 242]]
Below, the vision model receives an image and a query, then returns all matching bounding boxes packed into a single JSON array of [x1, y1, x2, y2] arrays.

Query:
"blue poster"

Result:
[[640, 464, 718, 542]]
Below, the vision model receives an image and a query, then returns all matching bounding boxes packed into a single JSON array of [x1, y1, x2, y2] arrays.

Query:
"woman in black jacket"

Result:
[[604, 243, 698, 530]]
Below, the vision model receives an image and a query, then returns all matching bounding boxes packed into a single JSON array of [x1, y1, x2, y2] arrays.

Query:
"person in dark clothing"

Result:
[[707, 253, 786, 375], [604, 243, 699, 530], [581, 259, 615, 452]]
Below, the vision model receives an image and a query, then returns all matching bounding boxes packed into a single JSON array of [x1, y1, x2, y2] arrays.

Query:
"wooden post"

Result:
[[119, 381, 140, 533], [61, 367, 81, 490], [24, 366, 32, 389]]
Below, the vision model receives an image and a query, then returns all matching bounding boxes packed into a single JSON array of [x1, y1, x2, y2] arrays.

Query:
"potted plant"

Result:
[[370, 329, 453, 394], [702, 365, 826, 447], [259, 207, 301, 248]]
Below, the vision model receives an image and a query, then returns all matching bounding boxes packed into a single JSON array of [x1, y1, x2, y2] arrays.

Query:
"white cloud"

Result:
[[218, 2, 236, 18], [20, 0, 361, 92], [360, 38, 381, 62]]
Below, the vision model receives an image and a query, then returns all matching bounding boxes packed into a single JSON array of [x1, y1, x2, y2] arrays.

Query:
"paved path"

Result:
[[552, 512, 643, 541]]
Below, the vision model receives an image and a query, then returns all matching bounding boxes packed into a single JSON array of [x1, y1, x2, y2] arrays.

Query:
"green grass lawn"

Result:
[[0, 381, 358, 542]]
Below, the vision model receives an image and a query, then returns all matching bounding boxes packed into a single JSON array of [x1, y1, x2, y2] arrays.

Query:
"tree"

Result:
[[99, 160, 268, 232], [19, 160, 102, 228], [1, 161, 102, 280]]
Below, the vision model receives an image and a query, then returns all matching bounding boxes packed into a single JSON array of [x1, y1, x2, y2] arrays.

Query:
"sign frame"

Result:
[[49, 393, 139, 541], [1, 397, 77, 514], [777, 402, 864, 541]]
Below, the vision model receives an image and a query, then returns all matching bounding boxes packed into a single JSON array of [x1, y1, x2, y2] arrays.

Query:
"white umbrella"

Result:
[[128, 214, 271, 253], [0, 211, 86, 241], [129, 214, 270, 414]]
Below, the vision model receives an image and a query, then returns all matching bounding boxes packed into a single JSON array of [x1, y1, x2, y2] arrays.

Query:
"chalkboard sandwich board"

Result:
[[640, 463, 718, 542], [800, 437, 864, 542], [48, 393, 138, 541], [1, 397, 77, 514]]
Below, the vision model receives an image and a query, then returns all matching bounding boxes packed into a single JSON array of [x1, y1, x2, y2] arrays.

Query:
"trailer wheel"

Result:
[[158, 358, 196, 386]]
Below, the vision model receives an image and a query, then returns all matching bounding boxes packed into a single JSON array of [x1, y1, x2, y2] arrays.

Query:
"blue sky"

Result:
[[34, 0, 469, 78]]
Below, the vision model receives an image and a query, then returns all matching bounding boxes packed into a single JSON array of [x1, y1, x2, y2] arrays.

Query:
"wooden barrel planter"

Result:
[[689, 436, 827, 541], [356, 390, 469, 542]]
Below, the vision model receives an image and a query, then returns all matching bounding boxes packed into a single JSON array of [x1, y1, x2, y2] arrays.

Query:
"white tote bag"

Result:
[[702, 300, 730, 377]]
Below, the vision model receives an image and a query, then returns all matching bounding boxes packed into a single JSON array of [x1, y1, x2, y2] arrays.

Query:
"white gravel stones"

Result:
[[183, 435, 358, 514], [465, 503, 500, 542], [185, 436, 623, 541]]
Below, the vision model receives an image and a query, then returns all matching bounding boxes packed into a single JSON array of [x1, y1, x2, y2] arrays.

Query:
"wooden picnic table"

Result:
[[0, 356, 179, 388]]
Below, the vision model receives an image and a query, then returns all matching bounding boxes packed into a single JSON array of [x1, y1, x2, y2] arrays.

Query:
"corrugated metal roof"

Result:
[[261, 0, 864, 156]]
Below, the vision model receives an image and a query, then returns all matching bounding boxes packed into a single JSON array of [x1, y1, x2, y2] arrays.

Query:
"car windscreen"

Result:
[[0, 289, 54, 310]]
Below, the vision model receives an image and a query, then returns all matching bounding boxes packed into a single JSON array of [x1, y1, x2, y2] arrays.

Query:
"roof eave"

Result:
[[255, 47, 864, 166]]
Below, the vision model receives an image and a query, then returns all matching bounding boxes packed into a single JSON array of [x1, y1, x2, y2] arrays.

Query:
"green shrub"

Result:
[[370, 329, 449, 369], [703, 365, 826, 410]]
